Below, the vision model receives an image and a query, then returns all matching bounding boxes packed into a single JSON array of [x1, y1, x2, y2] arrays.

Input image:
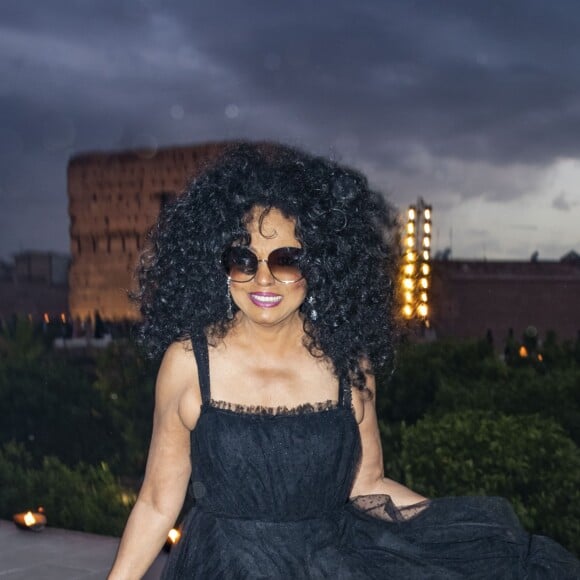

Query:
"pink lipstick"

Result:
[[249, 292, 283, 308]]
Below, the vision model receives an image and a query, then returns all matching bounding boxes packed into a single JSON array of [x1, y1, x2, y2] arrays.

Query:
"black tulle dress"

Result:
[[162, 336, 580, 579]]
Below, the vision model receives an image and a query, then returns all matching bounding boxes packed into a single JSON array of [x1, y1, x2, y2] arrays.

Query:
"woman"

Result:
[[109, 143, 579, 579]]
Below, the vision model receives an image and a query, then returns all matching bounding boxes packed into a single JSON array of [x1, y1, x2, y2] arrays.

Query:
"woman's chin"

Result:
[[239, 306, 302, 328]]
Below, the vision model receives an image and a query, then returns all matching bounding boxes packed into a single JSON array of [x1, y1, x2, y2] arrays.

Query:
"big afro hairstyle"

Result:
[[132, 142, 399, 394]]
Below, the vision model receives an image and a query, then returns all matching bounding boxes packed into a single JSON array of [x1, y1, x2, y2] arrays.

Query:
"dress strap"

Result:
[[338, 374, 352, 409], [191, 334, 211, 404]]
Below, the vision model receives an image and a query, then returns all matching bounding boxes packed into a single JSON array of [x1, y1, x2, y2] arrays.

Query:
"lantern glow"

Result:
[[13, 510, 47, 532]]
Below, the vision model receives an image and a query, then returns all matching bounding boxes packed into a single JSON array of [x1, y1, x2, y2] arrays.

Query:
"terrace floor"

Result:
[[0, 520, 167, 579]]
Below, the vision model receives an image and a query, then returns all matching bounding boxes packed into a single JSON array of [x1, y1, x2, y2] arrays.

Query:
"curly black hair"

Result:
[[132, 142, 399, 393]]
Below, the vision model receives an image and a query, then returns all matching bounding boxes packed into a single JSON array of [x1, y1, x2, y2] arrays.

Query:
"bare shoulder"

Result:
[[156, 339, 201, 430]]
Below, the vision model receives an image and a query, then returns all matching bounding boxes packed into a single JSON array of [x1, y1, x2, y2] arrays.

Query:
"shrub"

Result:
[[0, 356, 122, 468], [434, 367, 580, 445], [376, 339, 497, 425], [402, 411, 580, 555], [93, 339, 156, 476], [0, 442, 133, 536], [376, 339, 501, 478]]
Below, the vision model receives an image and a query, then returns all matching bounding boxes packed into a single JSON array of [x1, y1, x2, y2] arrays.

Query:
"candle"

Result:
[[164, 527, 181, 552], [13, 510, 47, 532]]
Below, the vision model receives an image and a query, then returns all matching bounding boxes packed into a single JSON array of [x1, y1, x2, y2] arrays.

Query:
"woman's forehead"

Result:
[[245, 207, 298, 244]]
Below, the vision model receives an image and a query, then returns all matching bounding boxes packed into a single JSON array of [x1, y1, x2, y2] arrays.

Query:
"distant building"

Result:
[[0, 260, 13, 282], [429, 257, 580, 343], [67, 141, 233, 321], [14, 251, 69, 285], [0, 251, 70, 321]]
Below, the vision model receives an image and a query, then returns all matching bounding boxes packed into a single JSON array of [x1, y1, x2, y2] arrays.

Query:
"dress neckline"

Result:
[[202, 398, 345, 418]]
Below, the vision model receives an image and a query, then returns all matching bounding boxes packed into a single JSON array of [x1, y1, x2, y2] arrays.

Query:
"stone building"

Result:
[[67, 142, 231, 321], [429, 258, 580, 344]]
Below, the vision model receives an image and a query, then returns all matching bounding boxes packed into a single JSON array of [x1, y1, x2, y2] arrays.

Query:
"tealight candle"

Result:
[[164, 527, 181, 552], [13, 510, 47, 532]]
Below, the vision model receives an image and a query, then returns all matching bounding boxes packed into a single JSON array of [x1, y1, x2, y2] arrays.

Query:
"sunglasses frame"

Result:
[[222, 246, 305, 284]]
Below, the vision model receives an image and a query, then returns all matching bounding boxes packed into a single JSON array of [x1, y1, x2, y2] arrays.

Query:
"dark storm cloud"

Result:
[[1, 0, 580, 259], [168, 0, 580, 165]]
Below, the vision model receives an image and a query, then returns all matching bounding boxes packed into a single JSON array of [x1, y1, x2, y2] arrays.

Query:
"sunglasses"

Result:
[[222, 246, 305, 284]]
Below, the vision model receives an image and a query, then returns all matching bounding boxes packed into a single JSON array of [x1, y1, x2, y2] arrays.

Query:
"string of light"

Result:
[[401, 200, 431, 324]]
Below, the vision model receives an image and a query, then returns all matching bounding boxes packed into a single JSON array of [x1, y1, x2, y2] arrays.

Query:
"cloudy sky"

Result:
[[1, 0, 579, 261]]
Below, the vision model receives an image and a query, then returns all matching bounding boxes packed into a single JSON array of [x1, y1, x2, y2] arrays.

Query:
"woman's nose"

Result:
[[255, 259, 275, 285]]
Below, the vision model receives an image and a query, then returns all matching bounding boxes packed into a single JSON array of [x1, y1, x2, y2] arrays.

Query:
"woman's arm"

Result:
[[349, 367, 426, 506], [108, 341, 200, 580]]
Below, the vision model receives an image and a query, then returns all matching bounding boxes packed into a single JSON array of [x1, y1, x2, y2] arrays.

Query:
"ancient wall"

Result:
[[67, 142, 230, 321], [429, 260, 580, 343]]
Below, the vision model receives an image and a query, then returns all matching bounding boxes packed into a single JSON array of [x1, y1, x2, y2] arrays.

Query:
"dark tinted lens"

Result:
[[268, 247, 304, 282], [223, 247, 257, 281]]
